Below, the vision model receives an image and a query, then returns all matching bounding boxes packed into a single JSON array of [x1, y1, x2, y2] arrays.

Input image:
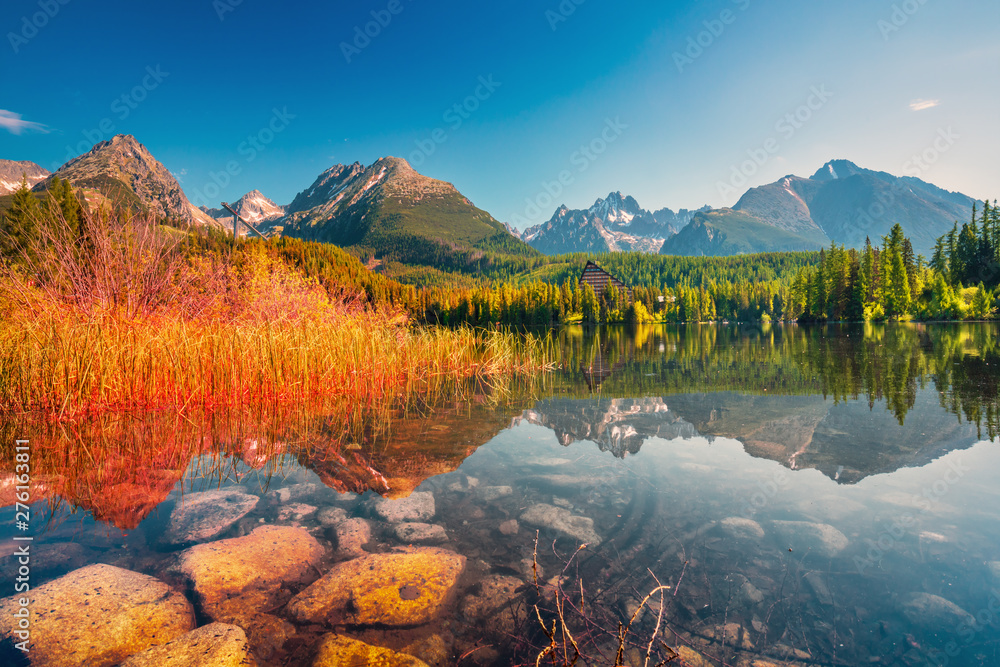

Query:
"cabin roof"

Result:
[[579, 261, 630, 293]]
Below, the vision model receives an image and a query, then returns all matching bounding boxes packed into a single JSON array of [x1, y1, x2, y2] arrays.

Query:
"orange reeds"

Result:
[[0, 204, 552, 418]]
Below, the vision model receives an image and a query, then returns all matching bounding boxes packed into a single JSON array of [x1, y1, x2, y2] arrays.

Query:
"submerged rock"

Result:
[[287, 547, 465, 627], [403, 634, 450, 666], [475, 485, 513, 501], [395, 522, 448, 544], [676, 646, 712, 667], [520, 503, 601, 545], [499, 519, 519, 536], [177, 523, 322, 658], [526, 474, 590, 492], [119, 622, 257, 666], [335, 517, 372, 557], [177, 525, 324, 614], [0, 563, 195, 667], [374, 491, 436, 522], [317, 506, 349, 526], [804, 571, 834, 606], [313, 634, 429, 666], [461, 574, 526, 635], [902, 592, 975, 629], [164, 487, 260, 545], [719, 517, 765, 541], [277, 502, 317, 522], [268, 482, 320, 504], [771, 520, 848, 557]]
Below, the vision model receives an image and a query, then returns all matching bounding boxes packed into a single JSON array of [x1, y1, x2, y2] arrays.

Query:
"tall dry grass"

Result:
[[0, 203, 551, 417]]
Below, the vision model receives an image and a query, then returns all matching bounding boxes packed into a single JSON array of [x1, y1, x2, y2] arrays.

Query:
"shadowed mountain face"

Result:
[[660, 207, 827, 256], [731, 160, 977, 255], [663, 160, 977, 256]]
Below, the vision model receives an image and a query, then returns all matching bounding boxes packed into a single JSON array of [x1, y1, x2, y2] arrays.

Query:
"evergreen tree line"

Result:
[[930, 200, 1000, 288], [787, 205, 998, 322]]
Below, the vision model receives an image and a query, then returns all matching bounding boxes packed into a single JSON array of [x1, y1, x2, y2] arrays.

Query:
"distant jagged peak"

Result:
[[0, 159, 49, 195], [589, 191, 644, 224]]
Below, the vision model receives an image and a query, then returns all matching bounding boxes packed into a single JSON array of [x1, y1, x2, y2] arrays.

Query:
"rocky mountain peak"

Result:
[[811, 159, 863, 182], [41, 134, 218, 227], [0, 159, 49, 195]]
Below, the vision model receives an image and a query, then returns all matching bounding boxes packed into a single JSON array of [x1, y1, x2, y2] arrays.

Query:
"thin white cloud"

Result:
[[0, 109, 49, 135], [909, 99, 941, 111]]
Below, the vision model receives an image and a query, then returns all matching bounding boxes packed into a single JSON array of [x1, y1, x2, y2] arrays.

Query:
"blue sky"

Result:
[[2, 0, 998, 229]]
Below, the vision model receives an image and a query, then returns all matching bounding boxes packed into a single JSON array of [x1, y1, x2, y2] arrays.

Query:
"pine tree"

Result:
[[1, 175, 42, 258]]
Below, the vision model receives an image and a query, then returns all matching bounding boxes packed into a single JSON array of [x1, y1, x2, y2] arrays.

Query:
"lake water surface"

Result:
[[3, 323, 1000, 666]]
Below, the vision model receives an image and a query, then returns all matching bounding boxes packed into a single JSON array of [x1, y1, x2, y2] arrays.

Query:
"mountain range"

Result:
[[520, 192, 709, 254], [524, 160, 976, 257], [2, 135, 981, 262], [0, 159, 49, 195]]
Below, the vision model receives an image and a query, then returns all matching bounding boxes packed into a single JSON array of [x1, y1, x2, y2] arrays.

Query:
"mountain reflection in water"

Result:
[[2, 323, 1000, 666]]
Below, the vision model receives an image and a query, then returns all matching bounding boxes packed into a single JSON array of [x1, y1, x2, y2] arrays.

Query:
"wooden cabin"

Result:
[[579, 261, 632, 301]]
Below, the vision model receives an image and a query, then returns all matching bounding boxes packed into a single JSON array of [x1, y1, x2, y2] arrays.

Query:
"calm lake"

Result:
[[3, 323, 1000, 666]]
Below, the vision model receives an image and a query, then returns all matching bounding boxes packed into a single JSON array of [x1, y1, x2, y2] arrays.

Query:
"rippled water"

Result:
[[3, 323, 1000, 666]]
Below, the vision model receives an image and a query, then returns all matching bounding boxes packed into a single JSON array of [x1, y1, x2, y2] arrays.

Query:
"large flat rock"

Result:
[[119, 622, 257, 666], [0, 563, 194, 667], [177, 525, 324, 612], [313, 634, 429, 666], [520, 503, 601, 545], [287, 547, 465, 627], [164, 487, 260, 545], [176, 525, 323, 658]]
